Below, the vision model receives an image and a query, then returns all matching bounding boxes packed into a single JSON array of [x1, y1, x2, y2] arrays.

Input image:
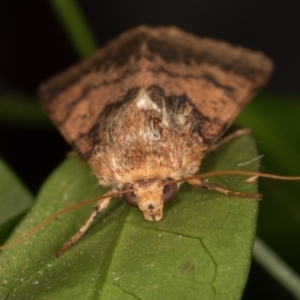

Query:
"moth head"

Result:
[[122, 178, 178, 221]]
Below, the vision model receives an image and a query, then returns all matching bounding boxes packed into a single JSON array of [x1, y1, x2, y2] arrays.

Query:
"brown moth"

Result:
[[3, 26, 277, 256]]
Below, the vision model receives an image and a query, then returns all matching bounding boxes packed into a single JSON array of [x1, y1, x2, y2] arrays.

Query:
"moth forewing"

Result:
[[37, 26, 275, 254]]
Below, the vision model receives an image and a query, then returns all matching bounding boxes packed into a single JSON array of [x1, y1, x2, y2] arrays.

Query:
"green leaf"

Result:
[[235, 95, 300, 299], [0, 135, 258, 300], [0, 158, 33, 244], [236, 95, 300, 264], [48, 0, 98, 58], [0, 93, 50, 129]]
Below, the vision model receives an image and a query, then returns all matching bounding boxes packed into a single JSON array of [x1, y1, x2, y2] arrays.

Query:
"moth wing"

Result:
[[39, 26, 273, 159], [140, 27, 274, 147], [39, 28, 146, 159]]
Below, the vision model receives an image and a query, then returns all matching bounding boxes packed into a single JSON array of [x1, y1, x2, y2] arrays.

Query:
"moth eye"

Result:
[[162, 178, 177, 204], [122, 183, 138, 207]]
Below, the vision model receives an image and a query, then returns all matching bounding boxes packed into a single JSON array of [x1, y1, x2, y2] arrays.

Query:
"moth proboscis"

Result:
[[1, 26, 300, 257]]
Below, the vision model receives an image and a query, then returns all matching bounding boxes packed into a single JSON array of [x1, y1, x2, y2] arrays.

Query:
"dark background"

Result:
[[0, 1, 300, 299], [1, 1, 300, 95]]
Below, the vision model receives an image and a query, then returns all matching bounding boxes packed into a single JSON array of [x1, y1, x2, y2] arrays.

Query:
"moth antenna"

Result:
[[0, 189, 132, 250], [171, 170, 300, 185]]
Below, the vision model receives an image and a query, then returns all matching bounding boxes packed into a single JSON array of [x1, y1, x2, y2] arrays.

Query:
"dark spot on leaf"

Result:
[[178, 262, 195, 275]]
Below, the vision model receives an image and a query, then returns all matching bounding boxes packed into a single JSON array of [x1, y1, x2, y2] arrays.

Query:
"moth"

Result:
[[3, 26, 289, 257]]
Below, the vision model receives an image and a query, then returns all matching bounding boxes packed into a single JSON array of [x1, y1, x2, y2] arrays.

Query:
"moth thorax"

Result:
[[122, 178, 177, 221]]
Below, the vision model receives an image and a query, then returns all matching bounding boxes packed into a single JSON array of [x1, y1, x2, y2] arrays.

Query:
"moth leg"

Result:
[[206, 128, 251, 154], [55, 189, 117, 257], [187, 178, 261, 200]]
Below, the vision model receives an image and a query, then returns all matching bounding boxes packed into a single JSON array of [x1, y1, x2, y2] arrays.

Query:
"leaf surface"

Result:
[[0, 135, 259, 300], [0, 158, 33, 243]]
